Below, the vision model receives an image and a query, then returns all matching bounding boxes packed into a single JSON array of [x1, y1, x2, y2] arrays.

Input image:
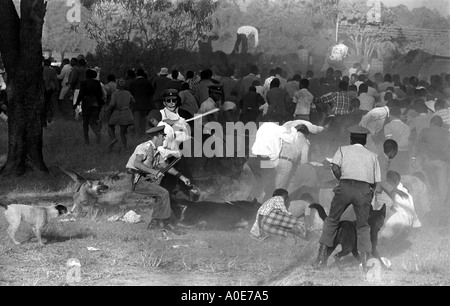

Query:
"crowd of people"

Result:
[[1, 49, 449, 273]]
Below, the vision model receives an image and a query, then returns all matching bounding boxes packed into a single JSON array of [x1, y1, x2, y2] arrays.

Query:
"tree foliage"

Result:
[[84, 0, 218, 53], [339, 0, 396, 61], [83, 0, 218, 75], [42, 0, 96, 57]]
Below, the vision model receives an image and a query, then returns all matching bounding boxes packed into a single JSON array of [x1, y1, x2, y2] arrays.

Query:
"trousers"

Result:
[[319, 179, 374, 252]]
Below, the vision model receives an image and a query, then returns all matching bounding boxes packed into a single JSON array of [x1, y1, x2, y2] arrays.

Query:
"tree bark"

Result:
[[0, 0, 48, 176]]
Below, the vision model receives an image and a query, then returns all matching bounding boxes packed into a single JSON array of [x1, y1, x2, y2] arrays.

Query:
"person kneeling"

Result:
[[126, 125, 191, 235], [250, 189, 307, 241]]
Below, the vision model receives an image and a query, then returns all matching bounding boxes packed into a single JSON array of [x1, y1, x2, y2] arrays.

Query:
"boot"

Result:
[[313, 243, 329, 269], [361, 252, 370, 274]]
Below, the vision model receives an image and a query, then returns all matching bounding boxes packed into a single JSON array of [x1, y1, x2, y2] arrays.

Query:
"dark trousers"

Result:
[[133, 110, 148, 137], [82, 106, 101, 144], [233, 33, 248, 54], [43, 89, 54, 127], [319, 179, 374, 252], [247, 156, 276, 202]]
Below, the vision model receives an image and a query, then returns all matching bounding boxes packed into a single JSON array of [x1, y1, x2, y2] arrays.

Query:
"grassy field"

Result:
[[0, 118, 449, 286]]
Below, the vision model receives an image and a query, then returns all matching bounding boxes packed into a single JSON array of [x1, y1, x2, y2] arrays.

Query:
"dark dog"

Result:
[[309, 203, 386, 268], [58, 166, 109, 217], [172, 198, 261, 230], [1, 202, 68, 245]]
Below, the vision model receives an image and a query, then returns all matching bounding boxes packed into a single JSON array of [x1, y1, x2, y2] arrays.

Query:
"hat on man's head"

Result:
[[162, 88, 179, 98], [348, 125, 370, 135], [158, 67, 169, 76], [145, 125, 165, 136]]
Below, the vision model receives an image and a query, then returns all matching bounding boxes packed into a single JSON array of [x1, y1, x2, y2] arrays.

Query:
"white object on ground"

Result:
[[120, 210, 142, 224], [380, 257, 392, 268], [66, 258, 81, 267], [107, 215, 121, 222], [59, 217, 77, 222]]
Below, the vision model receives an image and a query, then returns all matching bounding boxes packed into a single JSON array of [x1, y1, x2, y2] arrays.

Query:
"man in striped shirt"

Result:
[[434, 99, 450, 131], [319, 81, 351, 116]]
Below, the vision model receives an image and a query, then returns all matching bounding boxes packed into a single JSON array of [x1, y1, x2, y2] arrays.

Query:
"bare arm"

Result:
[[331, 163, 341, 180], [133, 154, 161, 177]]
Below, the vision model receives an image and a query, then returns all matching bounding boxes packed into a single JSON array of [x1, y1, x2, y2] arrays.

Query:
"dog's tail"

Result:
[[58, 165, 87, 185], [0, 202, 8, 210], [309, 203, 328, 221]]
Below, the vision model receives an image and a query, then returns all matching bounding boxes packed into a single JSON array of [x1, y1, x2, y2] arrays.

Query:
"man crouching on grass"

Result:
[[250, 189, 307, 241], [126, 125, 191, 235]]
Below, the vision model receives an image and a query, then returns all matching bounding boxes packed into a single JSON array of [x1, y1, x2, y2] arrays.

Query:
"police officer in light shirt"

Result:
[[313, 125, 381, 273]]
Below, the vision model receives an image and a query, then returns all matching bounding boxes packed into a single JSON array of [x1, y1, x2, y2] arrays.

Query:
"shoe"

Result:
[[361, 252, 370, 274], [313, 243, 329, 270]]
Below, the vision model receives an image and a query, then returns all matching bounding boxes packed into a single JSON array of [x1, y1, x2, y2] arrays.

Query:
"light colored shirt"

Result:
[[263, 76, 275, 92], [384, 119, 411, 151], [126, 140, 162, 171], [0, 75, 5, 91], [275, 74, 287, 89], [237, 26, 259, 47], [279, 132, 310, 164], [367, 86, 380, 99], [358, 92, 375, 111], [57, 64, 72, 86], [293, 88, 314, 116], [332, 144, 381, 184], [283, 119, 325, 135], [251, 122, 295, 162], [359, 106, 390, 135], [434, 108, 450, 131]]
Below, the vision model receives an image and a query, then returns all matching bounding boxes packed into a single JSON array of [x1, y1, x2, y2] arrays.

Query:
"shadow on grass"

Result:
[[42, 229, 97, 244]]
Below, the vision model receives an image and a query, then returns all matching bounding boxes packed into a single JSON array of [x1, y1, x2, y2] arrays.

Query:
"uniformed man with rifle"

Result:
[[126, 125, 190, 235]]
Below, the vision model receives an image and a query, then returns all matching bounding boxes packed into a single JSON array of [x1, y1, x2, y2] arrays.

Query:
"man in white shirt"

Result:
[[232, 25, 259, 54], [58, 58, 76, 101], [293, 79, 314, 121]]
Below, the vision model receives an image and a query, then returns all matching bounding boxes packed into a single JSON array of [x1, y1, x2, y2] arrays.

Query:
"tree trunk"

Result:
[[0, 0, 48, 176]]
